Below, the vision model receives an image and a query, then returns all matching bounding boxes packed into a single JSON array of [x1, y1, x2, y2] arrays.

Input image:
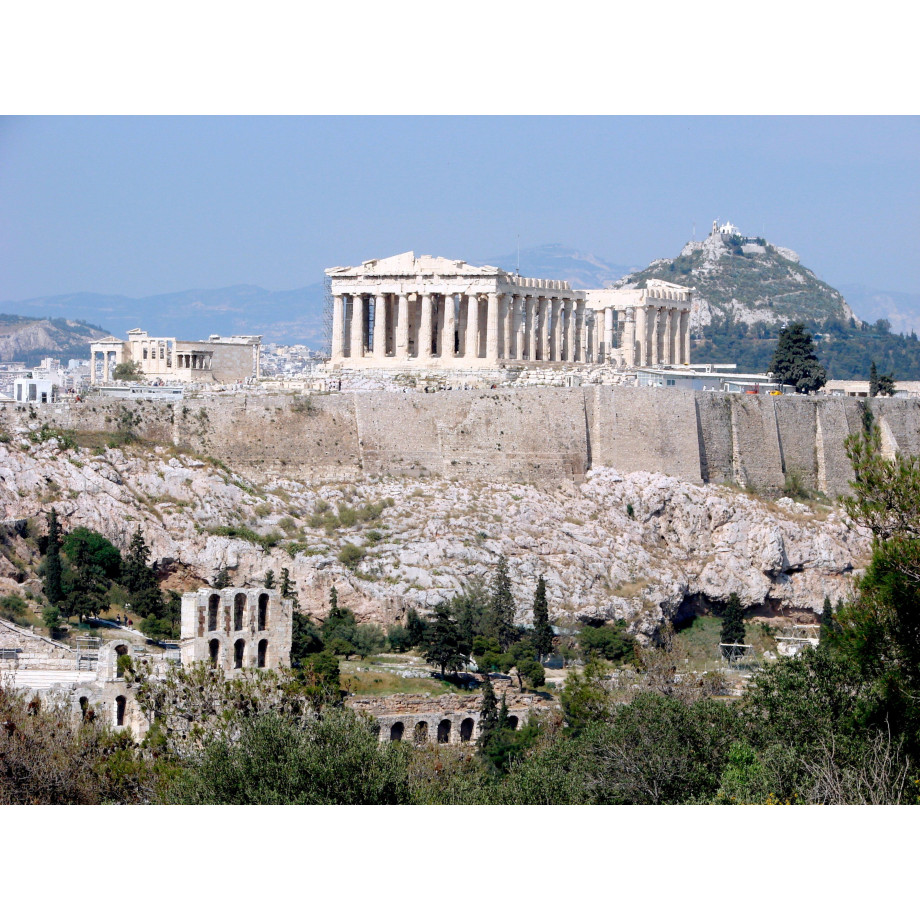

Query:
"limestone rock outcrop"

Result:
[[0, 437, 870, 644]]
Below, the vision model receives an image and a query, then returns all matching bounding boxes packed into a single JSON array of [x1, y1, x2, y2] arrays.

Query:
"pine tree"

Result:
[[768, 323, 827, 393], [532, 575, 554, 660], [487, 555, 517, 651], [477, 674, 498, 752], [869, 361, 879, 397], [43, 508, 63, 604], [264, 569, 276, 589], [720, 592, 746, 658]]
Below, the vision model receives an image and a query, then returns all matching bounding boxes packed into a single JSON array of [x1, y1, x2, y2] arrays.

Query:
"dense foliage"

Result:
[[695, 313, 920, 380]]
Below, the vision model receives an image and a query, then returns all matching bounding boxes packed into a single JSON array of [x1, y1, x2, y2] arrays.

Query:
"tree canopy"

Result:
[[768, 322, 827, 392]]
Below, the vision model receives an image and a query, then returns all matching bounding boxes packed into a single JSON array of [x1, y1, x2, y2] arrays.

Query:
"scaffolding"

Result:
[[776, 623, 821, 657], [719, 642, 757, 674], [75, 636, 101, 671], [321, 273, 333, 358]]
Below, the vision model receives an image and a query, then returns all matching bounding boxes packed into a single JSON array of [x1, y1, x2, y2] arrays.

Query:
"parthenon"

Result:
[[326, 252, 692, 369]]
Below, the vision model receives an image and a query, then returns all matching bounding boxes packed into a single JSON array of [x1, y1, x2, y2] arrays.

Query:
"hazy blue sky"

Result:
[[1, 116, 918, 301]]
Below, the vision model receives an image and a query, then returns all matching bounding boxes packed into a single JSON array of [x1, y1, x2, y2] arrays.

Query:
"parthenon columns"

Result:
[[332, 295, 345, 360], [350, 295, 365, 359]]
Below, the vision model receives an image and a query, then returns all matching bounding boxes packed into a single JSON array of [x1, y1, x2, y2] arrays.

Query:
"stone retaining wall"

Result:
[[5, 389, 920, 497]]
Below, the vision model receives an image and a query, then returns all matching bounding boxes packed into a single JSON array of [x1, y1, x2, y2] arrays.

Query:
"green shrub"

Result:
[[338, 543, 365, 569]]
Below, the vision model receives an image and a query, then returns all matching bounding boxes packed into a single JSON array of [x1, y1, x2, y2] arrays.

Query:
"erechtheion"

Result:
[[89, 329, 262, 384], [326, 252, 692, 370]]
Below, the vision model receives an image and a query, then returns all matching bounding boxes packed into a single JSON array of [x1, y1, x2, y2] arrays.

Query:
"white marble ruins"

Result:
[[326, 252, 692, 369]]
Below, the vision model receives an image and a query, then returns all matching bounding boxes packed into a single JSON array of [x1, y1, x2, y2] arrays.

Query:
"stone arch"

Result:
[[208, 593, 219, 631], [413, 721, 429, 744], [437, 719, 451, 744], [460, 717, 475, 742], [257, 638, 268, 668], [507, 715, 519, 731], [209, 638, 221, 668], [390, 721, 404, 742], [115, 695, 127, 728], [234, 638, 245, 669], [258, 593, 269, 631], [234, 593, 246, 631]]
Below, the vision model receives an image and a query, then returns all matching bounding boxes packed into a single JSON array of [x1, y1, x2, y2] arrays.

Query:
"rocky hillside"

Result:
[[0, 427, 870, 644], [613, 226, 856, 332], [0, 315, 111, 364]]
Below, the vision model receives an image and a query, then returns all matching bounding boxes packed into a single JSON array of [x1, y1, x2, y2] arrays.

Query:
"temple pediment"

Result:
[[327, 252, 501, 278]]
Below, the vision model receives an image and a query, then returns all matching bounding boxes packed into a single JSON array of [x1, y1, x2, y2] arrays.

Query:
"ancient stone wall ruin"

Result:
[[7, 388, 920, 498]]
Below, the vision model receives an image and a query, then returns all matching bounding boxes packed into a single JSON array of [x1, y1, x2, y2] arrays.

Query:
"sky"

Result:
[[2, 116, 918, 303]]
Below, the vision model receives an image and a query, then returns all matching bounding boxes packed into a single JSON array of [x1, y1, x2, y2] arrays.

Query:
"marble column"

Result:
[[574, 300, 584, 362], [680, 309, 690, 364], [332, 294, 345, 360], [350, 294, 364, 359], [502, 294, 514, 360], [538, 297, 550, 362], [561, 299, 571, 362], [373, 294, 387, 359], [466, 294, 480, 360], [549, 298, 561, 361], [526, 296, 537, 360], [442, 294, 456, 359], [486, 292, 500, 363], [396, 293, 409, 359], [511, 295, 523, 360], [420, 294, 433, 360], [597, 308, 607, 362], [623, 307, 636, 366], [669, 308, 679, 365], [604, 306, 615, 361]]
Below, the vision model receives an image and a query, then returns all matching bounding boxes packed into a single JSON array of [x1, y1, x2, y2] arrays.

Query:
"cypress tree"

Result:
[[488, 555, 517, 651], [821, 595, 840, 643], [477, 674, 498, 752], [720, 592, 746, 657], [869, 361, 879, 397], [212, 565, 230, 589], [264, 569, 275, 589], [43, 508, 63, 605], [532, 575, 554, 660]]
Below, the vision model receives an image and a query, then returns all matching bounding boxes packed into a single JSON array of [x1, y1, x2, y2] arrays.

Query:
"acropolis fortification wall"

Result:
[[7, 388, 920, 498]]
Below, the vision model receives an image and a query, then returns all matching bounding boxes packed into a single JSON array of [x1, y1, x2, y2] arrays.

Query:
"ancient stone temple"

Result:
[[325, 252, 692, 369]]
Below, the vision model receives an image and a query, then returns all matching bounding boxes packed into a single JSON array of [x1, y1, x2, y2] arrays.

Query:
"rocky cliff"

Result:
[[0, 431, 870, 642]]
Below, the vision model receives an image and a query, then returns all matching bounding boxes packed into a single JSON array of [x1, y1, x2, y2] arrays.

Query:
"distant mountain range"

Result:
[[2, 243, 918, 357]]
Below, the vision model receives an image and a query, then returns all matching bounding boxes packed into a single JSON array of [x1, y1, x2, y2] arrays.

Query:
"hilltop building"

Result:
[[89, 329, 262, 385], [326, 252, 692, 370]]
